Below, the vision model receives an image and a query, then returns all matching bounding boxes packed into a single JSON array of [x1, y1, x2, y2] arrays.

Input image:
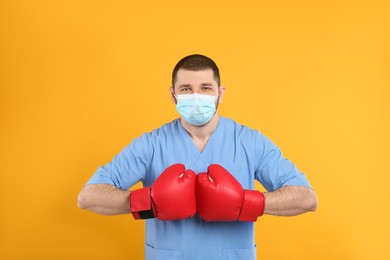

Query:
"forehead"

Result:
[[175, 69, 216, 86]]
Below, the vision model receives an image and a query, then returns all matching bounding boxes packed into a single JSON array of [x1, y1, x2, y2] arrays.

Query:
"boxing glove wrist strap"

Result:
[[239, 190, 266, 222], [129, 187, 155, 219]]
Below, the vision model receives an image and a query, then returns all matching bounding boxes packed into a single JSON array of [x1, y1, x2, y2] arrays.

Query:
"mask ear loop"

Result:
[[171, 88, 178, 104], [215, 87, 221, 109]]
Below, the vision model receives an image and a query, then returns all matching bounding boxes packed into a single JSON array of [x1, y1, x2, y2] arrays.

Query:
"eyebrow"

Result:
[[177, 83, 214, 88], [178, 84, 192, 88]]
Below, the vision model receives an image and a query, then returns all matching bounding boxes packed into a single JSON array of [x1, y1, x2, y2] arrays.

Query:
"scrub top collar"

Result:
[[178, 116, 223, 156]]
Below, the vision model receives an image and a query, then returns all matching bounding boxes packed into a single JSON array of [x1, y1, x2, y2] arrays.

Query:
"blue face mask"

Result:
[[175, 93, 217, 126]]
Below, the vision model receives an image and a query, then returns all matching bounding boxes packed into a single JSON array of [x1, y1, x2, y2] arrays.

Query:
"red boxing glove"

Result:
[[196, 164, 266, 222], [130, 164, 196, 220]]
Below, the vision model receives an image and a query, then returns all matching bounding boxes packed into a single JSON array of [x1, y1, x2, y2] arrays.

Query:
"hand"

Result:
[[196, 164, 265, 222], [130, 164, 197, 220]]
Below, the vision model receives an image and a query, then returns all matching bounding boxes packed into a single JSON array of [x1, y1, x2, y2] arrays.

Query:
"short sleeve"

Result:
[[85, 133, 151, 190], [254, 133, 312, 192]]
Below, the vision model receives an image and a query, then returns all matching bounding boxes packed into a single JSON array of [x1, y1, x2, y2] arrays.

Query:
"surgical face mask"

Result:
[[175, 93, 218, 126]]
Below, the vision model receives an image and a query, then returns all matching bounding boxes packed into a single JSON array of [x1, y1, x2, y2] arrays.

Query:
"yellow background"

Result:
[[1, 0, 389, 259]]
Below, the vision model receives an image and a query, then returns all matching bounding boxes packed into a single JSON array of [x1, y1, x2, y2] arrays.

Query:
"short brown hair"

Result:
[[172, 54, 220, 87]]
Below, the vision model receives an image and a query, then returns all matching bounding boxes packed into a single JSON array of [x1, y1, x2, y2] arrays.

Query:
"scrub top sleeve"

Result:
[[85, 134, 151, 191], [254, 133, 312, 192]]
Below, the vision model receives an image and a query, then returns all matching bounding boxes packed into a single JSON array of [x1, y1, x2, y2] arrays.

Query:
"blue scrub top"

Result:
[[86, 116, 312, 260]]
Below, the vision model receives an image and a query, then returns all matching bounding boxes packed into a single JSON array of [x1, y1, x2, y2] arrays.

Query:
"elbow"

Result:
[[306, 189, 318, 212], [77, 187, 90, 210]]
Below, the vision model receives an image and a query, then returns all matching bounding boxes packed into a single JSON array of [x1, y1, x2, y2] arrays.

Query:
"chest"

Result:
[[146, 134, 256, 190]]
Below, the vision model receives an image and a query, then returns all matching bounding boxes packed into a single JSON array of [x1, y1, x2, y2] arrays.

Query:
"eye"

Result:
[[201, 87, 212, 91], [179, 87, 193, 93]]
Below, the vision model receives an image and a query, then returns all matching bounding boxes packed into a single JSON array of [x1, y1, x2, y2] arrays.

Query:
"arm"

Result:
[[78, 164, 197, 220], [77, 184, 131, 215], [263, 185, 318, 216]]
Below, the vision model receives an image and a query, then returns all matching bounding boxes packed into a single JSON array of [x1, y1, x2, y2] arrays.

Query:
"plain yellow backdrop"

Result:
[[1, 0, 389, 259]]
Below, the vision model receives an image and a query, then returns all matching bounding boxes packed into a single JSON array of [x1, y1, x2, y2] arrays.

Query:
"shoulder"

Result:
[[220, 116, 263, 139], [133, 118, 181, 143], [219, 117, 277, 152]]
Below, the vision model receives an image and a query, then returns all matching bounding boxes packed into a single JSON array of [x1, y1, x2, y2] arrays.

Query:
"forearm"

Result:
[[263, 186, 318, 216], [78, 184, 131, 215]]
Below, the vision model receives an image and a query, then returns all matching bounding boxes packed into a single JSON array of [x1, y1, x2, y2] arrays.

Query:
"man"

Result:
[[78, 54, 317, 260]]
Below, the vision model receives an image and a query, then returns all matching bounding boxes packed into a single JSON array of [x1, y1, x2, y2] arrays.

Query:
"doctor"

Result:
[[78, 54, 318, 260]]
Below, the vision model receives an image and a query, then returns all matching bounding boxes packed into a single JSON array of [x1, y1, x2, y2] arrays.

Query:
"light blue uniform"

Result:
[[86, 116, 312, 260]]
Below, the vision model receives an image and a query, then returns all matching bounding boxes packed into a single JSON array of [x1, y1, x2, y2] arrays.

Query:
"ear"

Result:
[[169, 87, 177, 104], [218, 86, 226, 104]]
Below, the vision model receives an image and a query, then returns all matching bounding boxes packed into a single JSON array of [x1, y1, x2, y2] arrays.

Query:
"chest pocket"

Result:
[[223, 247, 256, 260], [145, 243, 183, 260]]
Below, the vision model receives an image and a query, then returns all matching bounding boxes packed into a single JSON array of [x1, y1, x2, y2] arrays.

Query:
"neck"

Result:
[[180, 114, 220, 141]]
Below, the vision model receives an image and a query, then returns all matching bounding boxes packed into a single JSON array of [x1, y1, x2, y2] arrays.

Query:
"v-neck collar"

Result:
[[178, 117, 223, 157]]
